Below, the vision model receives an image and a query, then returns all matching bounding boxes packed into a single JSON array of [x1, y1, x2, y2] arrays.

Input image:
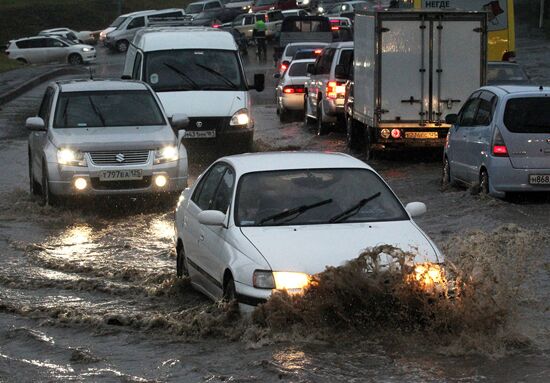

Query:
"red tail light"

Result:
[[391, 129, 401, 139], [212, 24, 221, 28], [280, 64, 288, 72], [314, 49, 322, 54], [283, 85, 305, 94], [331, 26, 340, 31], [492, 128, 508, 157], [326, 81, 345, 99]]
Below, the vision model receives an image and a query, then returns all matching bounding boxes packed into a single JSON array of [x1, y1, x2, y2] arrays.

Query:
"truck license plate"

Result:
[[529, 174, 550, 185], [99, 169, 143, 181], [405, 131, 439, 139], [184, 130, 216, 139]]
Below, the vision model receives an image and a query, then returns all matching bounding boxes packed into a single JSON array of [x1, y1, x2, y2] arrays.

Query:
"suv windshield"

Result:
[[504, 97, 550, 133], [144, 49, 246, 92], [53, 90, 165, 128], [186, 3, 205, 13], [235, 168, 408, 226], [110, 16, 128, 28]]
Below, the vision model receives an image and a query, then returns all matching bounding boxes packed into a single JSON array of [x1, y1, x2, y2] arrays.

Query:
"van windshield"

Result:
[[110, 16, 128, 28], [144, 49, 246, 92]]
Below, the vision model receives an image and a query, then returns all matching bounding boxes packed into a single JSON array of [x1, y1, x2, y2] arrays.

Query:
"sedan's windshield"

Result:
[[236, 169, 408, 226], [53, 90, 165, 128], [110, 16, 128, 28], [145, 49, 246, 92], [186, 3, 205, 13]]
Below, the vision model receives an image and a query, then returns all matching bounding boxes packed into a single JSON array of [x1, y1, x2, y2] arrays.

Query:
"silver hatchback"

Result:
[[27, 79, 189, 205], [443, 85, 550, 198]]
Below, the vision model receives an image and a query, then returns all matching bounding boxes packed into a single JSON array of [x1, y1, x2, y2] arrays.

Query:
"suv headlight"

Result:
[[57, 148, 86, 166], [230, 108, 250, 127], [154, 145, 178, 164]]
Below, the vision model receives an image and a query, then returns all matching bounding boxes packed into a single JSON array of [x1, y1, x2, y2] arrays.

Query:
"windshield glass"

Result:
[[288, 62, 310, 76], [487, 65, 529, 84], [110, 16, 128, 28], [256, 0, 276, 5], [235, 169, 408, 226], [144, 49, 246, 92], [186, 3, 205, 13], [504, 97, 550, 133], [53, 90, 165, 128]]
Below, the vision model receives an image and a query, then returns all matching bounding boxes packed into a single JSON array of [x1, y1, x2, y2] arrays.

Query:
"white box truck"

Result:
[[345, 10, 487, 156]]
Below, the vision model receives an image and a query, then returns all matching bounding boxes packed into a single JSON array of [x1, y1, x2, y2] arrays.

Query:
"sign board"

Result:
[[420, 1, 508, 30]]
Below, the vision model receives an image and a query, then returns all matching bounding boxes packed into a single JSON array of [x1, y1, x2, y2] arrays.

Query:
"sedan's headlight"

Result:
[[230, 108, 250, 127], [82, 47, 92, 52], [303, 0, 310, 4], [57, 148, 86, 166], [253, 270, 275, 289], [154, 145, 179, 164], [253, 270, 310, 291]]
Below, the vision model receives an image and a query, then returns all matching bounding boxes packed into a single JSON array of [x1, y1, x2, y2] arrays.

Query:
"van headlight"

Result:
[[154, 145, 179, 164], [253, 270, 310, 291], [82, 47, 92, 52], [230, 108, 250, 127], [57, 148, 86, 166]]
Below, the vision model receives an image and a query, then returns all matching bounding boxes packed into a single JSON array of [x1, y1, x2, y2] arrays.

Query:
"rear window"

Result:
[[288, 62, 309, 77], [504, 97, 550, 133], [285, 44, 324, 57], [281, 19, 331, 33]]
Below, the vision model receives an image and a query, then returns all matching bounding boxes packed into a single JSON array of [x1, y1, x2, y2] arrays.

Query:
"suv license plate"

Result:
[[405, 131, 439, 139], [99, 169, 143, 181], [184, 130, 216, 138], [529, 174, 550, 185]]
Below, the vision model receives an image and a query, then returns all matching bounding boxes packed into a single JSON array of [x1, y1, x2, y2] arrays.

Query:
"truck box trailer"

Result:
[[347, 10, 487, 155]]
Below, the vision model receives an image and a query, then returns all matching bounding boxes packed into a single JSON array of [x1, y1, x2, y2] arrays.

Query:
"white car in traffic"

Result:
[[5, 36, 96, 65], [275, 58, 316, 122], [39, 28, 97, 45], [175, 152, 443, 309]]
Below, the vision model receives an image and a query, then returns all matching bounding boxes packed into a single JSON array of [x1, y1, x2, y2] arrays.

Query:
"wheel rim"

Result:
[[69, 55, 82, 65], [480, 171, 489, 194]]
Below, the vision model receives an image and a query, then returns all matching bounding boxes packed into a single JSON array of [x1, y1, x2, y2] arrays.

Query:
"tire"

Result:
[[176, 244, 189, 278], [68, 53, 83, 65], [303, 96, 314, 126], [40, 164, 58, 207], [480, 169, 490, 195], [345, 114, 362, 150], [316, 101, 330, 136], [116, 40, 129, 53], [441, 157, 455, 188], [279, 107, 289, 123], [223, 275, 237, 302], [16, 58, 28, 64], [28, 152, 39, 196]]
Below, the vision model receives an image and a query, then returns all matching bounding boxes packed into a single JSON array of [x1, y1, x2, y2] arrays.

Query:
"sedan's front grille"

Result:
[[88, 150, 150, 166]]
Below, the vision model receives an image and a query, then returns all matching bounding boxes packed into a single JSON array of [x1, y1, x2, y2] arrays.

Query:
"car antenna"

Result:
[[88, 67, 94, 80]]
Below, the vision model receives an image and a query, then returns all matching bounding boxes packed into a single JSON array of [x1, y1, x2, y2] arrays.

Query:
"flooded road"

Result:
[[0, 39, 549, 382]]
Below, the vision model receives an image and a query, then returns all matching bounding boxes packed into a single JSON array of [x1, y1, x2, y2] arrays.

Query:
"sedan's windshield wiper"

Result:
[[194, 63, 237, 89], [329, 192, 381, 223], [162, 63, 199, 90], [259, 198, 333, 225]]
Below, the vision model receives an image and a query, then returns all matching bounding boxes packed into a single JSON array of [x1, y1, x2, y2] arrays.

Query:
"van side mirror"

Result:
[[26, 117, 46, 131], [335, 64, 348, 80], [405, 202, 427, 218], [171, 113, 189, 130], [121, 75, 132, 80], [306, 63, 315, 75], [445, 114, 458, 124], [253, 73, 265, 92]]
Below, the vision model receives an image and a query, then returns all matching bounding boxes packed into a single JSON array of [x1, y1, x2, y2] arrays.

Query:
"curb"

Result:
[[0, 66, 85, 106]]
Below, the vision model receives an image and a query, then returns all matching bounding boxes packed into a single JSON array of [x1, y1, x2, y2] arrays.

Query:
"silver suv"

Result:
[[27, 79, 189, 205], [6, 36, 96, 65]]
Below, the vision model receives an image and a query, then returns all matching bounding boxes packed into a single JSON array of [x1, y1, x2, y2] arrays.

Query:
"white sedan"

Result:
[[175, 152, 443, 309]]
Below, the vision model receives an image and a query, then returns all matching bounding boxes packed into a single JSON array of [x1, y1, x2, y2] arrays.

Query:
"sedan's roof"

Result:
[[221, 152, 372, 174], [56, 79, 150, 93]]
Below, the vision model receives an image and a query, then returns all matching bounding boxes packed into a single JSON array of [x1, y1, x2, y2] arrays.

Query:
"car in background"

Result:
[[329, 16, 352, 27], [443, 86, 550, 198], [5, 36, 95, 65], [254, 10, 285, 38], [252, 0, 298, 12], [326, 0, 370, 15], [304, 41, 353, 135], [27, 79, 189, 206], [277, 41, 328, 74], [487, 62, 531, 85], [225, 0, 254, 12], [100, 10, 153, 45], [39, 28, 97, 45], [174, 151, 443, 309], [185, 0, 224, 18], [222, 13, 256, 39], [275, 58, 316, 121], [292, 47, 324, 60], [282, 9, 310, 17]]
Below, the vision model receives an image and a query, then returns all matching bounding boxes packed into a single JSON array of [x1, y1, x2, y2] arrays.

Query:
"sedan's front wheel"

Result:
[[223, 275, 236, 302], [176, 244, 189, 278], [68, 53, 83, 65]]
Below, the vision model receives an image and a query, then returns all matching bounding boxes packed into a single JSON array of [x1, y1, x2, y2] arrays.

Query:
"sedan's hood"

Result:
[[240, 220, 441, 275], [50, 126, 175, 151], [157, 91, 244, 117]]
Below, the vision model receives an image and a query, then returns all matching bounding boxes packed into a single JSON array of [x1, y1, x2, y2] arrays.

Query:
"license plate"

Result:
[[184, 130, 216, 139], [405, 131, 439, 139], [529, 174, 550, 185], [99, 169, 143, 181]]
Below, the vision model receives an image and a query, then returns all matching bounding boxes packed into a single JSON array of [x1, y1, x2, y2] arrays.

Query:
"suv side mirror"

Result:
[[306, 63, 315, 75], [445, 113, 458, 124], [171, 113, 189, 130], [253, 73, 265, 92], [26, 117, 46, 131], [334, 64, 348, 80]]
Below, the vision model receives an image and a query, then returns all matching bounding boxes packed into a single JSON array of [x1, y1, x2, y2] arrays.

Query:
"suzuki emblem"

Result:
[[115, 153, 125, 163], [196, 121, 203, 128]]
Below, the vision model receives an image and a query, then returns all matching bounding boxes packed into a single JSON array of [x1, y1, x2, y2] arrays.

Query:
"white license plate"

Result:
[[529, 174, 550, 185], [99, 169, 143, 181], [184, 130, 216, 139], [405, 131, 439, 139]]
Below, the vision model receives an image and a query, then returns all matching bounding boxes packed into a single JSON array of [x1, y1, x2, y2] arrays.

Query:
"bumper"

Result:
[[281, 94, 305, 110], [83, 53, 96, 63], [323, 98, 345, 117], [489, 157, 550, 193], [235, 281, 270, 307], [183, 128, 254, 154]]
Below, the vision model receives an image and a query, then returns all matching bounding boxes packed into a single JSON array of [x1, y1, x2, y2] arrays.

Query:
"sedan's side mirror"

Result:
[[198, 210, 226, 226], [306, 63, 315, 75], [445, 113, 458, 124], [405, 202, 427, 218], [171, 113, 189, 130], [273, 73, 280, 79], [26, 117, 46, 131], [253, 73, 265, 92], [334, 64, 348, 80]]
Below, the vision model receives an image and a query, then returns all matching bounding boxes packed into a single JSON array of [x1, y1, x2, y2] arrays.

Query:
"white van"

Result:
[[123, 27, 265, 153], [102, 9, 186, 52]]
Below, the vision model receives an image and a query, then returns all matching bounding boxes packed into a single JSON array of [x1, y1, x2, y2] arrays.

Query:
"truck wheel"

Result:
[[316, 101, 330, 136], [116, 40, 129, 53], [345, 114, 363, 150]]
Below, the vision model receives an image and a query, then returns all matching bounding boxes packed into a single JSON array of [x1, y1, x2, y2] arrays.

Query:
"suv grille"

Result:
[[88, 150, 150, 166], [187, 117, 231, 132], [91, 177, 151, 190]]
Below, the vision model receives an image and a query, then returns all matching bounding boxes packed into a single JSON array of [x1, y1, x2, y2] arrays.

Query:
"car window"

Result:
[[504, 97, 550, 133], [127, 16, 145, 30], [46, 38, 65, 48], [211, 168, 235, 213], [244, 15, 255, 24], [458, 98, 480, 127], [269, 11, 284, 21], [474, 91, 496, 126], [288, 62, 309, 77], [233, 15, 244, 25], [205, 2, 220, 9], [16, 40, 31, 49], [192, 163, 228, 211], [29, 39, 48, 48], [38, 87, 55, 123], [132, 52, 143, 79], [338, 49, 353, 67], [316, 48, 335, 75]]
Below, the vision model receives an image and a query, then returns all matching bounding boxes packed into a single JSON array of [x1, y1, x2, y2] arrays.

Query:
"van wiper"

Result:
[[259, 198, 333, 225], [88, 96, 106, 127], [329, 192, 381, 223], [194, 63, 237, 89], [163, 63, 199, 90]]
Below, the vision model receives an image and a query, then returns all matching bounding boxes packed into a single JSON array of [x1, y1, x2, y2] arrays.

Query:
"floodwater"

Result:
[[0, 29, 549, 383]]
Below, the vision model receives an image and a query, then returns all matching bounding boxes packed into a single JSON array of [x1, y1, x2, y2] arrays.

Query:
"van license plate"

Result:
[[405, 131, 438, 139], [184, 130, 216, 138], [529, 175, 550, 185], [99, 169, 143, 181]]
